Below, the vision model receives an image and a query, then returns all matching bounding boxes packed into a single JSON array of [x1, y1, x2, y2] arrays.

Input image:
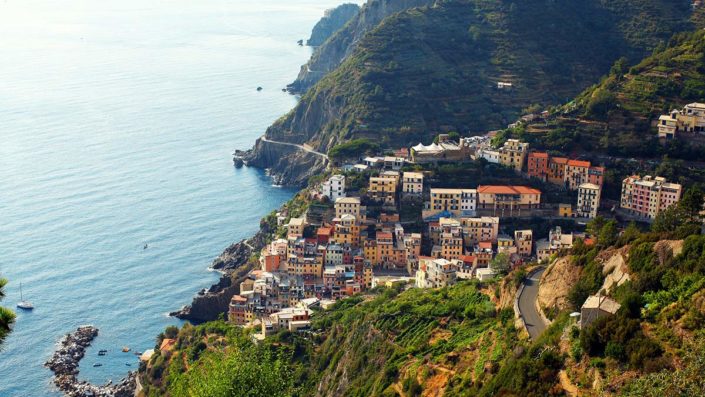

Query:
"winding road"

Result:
[[517, 267, 549, 340], [259, 136, 329, 160]]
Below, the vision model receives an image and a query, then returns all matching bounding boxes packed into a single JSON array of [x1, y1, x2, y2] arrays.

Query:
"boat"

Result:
[[16, 283, 33, 310], [98, 350, 107, 356], [93, 363, 102, 367], [143, 243, 148, 250], [256, 86, 263, 91], [122, 346, 131, 353]]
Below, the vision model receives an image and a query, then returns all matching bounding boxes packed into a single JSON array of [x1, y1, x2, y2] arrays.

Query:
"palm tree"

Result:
[[0, 277, 16, 349]]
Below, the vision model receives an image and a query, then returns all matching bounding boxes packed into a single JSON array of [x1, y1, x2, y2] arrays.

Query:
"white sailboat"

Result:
[[17, 282, 33, 310]]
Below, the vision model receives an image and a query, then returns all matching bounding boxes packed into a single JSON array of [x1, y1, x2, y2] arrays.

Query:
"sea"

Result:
[[0, 1, 357, 395]]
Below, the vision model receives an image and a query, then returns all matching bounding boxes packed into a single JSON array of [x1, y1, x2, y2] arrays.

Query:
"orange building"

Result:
[[527, 152, 549, 181]]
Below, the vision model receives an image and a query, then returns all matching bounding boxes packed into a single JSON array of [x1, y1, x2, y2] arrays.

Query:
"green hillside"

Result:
[[525, 29, 705, 160], [266, 0, 698, 154], [139, 197, 705, 396]]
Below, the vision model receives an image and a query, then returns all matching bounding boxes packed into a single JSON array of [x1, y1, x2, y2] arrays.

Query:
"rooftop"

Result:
[[477, 185, 541, 195]]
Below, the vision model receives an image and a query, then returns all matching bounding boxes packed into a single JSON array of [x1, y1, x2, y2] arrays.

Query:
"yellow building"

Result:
[[498, 139, 529, 172], [335, 197, 365, 220], [287, 217, 306, 238], [558, 203, 573, 218], [459, 216, 499, 245], [332, 214, 361, 247], [369, 175, 398, 206]]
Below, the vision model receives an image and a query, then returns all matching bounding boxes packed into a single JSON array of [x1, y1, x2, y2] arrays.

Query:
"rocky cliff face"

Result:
[[242, 138, 328, 186], [307, 3, 361, 47], [288, 0, 435, 93]]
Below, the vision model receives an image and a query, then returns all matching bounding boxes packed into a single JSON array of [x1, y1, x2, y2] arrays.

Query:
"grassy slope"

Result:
[[268, 0, 695, 153]]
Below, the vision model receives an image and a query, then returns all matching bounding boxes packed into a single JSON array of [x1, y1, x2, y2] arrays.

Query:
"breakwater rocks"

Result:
[[45, 326, 136, 397]]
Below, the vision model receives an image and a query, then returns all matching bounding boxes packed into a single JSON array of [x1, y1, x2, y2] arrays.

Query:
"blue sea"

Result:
[[0, 1, 355, 395]]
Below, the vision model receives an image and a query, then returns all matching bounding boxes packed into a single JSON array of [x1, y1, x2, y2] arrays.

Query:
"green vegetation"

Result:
[[0, 277, 15, 349], [527, 30, 705, 160], [328, 138, 380, 160], [268, 0, 696, 153]]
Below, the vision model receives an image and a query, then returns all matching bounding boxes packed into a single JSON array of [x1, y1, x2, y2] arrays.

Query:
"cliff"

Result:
[[306, 3, 361, 47], [289, 0, 434, 94], [241, 137, 328, 186]]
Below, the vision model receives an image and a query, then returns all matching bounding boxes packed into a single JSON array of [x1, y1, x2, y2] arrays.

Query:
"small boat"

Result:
[[134, 351, 142, 356], [93, 363, 103, 367], [122, 346, 131, 353], [98, 350, 107, 356], [256, 86, 263, 91], [16, 283, 33, 310], [125, 363, 132, 367], [143, 243, 148, 250]]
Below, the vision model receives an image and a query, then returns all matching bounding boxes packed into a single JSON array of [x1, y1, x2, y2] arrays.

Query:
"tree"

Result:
[[490, 253, 511, 276], [0, 277, 16, 349], [597, 220, 618, 247]]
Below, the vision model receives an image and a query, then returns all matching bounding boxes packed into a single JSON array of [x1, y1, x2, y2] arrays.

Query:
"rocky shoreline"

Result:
[[45, 326, 136, 397], [170, 214, 277, 322]]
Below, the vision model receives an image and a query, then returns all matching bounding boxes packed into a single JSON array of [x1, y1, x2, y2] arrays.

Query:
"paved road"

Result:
[[518, 267, 548, 340], [260, 136, 329, 160]]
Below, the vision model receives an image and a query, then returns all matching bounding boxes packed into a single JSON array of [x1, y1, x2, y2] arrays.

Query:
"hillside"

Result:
[[524, 29, 705, 160], [139, 198, 705, 396], [250, 0, 699, 184]]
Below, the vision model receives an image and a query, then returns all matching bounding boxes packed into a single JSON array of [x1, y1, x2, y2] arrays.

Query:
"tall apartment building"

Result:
[[576, 183, 601, 218], [402, 172, 424, 195], [498, 139, 529, 172], [322, 174, 346, 202], [548, 157, 568, 185], [459, 216, 499, 246], [527, 152, 549, 181], [514, 229, 533, 257], [620, 175, 682, 220], [429, 188, 477, 216], [369, 173, 399, 206], [335, 197, 365, 221]]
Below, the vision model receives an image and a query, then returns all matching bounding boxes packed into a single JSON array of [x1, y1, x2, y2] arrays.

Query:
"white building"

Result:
[[416, 258, 458, 288], [402, 172, 424, 195], [479, 149, 500, 164], [322, 174, 346, 202], [577, 183, 601, 218]]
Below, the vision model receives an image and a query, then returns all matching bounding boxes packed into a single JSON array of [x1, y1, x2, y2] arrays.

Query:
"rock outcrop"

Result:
[[288, 0, 435, 94], [45, 326, 136, 397], [242, 138, 328, 186], [306, 3, 361, 47], [171, 216, 277, 322], [538, 257, 582, 313]]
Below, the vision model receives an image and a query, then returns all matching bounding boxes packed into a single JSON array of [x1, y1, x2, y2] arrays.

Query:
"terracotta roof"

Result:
[[529, 152, 549, 158], [551, 157, 568, 164], [460, 255, 477, 263], [231, 295, 247, 303], [567, 159, 591, 168], [376, 232, 393, 239], [477, 185, 541, 195], [478, 241, 492, 249], [317, 227, 332, 236]]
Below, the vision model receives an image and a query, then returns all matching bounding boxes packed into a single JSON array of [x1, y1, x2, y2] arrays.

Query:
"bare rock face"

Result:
[[45, 326, 136, 397], [242, 138, 328, 186], [538, 257, 582, 312]]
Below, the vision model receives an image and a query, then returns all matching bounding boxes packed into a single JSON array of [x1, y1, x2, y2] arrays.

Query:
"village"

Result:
[[221, 126, 685, 340]]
